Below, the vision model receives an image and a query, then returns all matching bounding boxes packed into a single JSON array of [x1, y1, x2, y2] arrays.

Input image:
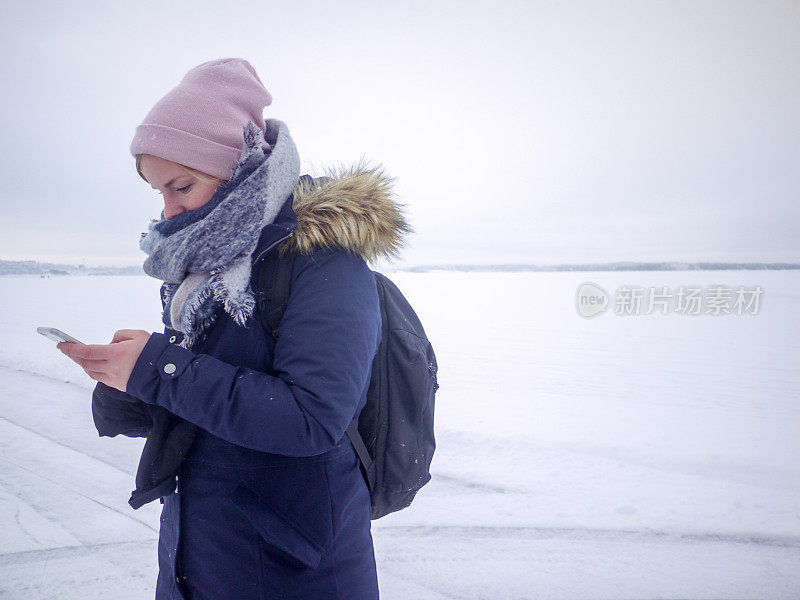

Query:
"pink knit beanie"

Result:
[[130, 58, 272, 181]]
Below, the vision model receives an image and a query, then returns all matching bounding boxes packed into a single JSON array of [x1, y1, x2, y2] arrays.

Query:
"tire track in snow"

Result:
[[0, 363, 92, 389], [0, 365, 145, 477], [375, 525, 800, 549], [0, 453, 157, 534], [432, 473, 520, 495], [0, 539, 157, 564], [0, 414, 135, 479]]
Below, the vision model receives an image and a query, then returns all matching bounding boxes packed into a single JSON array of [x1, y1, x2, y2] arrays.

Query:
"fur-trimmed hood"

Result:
[[280, 163, 413, 264]]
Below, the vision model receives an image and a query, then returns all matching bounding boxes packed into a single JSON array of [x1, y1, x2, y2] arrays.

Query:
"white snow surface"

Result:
[[0, 271, 798, 599]]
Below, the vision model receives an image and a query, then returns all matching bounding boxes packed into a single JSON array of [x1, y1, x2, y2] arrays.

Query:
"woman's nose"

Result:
[[164, 197, 184, 220]]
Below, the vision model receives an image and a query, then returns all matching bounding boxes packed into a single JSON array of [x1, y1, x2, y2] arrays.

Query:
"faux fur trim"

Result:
[[281, 160, 413, 264]]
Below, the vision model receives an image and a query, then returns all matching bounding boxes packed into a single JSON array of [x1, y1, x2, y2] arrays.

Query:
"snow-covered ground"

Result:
[[1, 270, 798, 599]]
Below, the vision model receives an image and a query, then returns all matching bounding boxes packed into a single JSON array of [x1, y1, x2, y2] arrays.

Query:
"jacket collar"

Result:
[[253, 165, 412, 265], [251, 176, 305, 263]]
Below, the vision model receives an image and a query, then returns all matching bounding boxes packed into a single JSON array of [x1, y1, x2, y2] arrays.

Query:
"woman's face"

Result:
[[138, 154, 222, 220]]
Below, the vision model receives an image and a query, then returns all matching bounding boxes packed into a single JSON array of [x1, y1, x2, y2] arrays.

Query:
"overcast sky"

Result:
[[0, 0, 798, 267]]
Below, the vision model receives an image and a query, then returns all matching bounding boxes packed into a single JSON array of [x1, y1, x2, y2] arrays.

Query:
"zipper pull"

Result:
[[256, 290, 270, 311]]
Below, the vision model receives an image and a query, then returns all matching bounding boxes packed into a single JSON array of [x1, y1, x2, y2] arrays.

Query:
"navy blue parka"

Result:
[[95, 169, 408, 600]]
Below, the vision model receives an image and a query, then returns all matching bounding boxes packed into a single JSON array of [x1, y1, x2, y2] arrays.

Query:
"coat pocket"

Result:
[[230, 480, 326, 570]]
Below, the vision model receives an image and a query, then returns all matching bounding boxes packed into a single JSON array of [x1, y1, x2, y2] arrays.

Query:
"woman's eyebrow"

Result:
[[151, 177, 182, 189]]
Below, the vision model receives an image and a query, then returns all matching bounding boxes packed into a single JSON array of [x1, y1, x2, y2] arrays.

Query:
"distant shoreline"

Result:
[[400, 262, 800, 273], [2, 258, 799, 276], [0, 260, 144, 276]]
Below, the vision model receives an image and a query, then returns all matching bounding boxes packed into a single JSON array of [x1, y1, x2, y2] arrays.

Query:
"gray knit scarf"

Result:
[[139, 118, 301, 348]]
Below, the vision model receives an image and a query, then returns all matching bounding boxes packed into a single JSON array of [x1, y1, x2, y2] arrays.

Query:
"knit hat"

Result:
[[130, 58, 272, 181]]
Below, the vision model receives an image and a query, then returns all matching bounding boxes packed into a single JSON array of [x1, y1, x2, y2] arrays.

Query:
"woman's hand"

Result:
[[58, 329, 152, 393]]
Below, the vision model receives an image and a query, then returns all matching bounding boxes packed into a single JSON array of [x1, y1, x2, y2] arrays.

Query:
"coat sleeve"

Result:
[[125, 247, 381, 457], [92, 381, 154, 438]]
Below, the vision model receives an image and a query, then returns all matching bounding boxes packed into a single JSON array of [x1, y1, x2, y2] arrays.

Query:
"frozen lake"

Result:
[[1, 270, 798, 599]]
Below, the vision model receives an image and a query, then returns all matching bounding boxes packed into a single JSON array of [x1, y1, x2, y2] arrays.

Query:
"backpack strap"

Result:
[[346, 421, 376, 490], [254, 251, 295, 340]]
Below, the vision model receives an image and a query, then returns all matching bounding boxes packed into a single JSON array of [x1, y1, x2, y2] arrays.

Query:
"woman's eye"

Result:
[[176, 184, 193, 194]]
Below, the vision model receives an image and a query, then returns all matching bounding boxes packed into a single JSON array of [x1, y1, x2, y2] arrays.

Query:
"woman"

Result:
[[59, 58, 409, 600]]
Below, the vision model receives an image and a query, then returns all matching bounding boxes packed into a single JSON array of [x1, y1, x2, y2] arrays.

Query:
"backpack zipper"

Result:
[[253, 230, 293, 265]]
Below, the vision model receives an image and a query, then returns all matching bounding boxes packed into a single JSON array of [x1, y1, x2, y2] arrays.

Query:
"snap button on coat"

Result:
[[163, 363, 176, 374]]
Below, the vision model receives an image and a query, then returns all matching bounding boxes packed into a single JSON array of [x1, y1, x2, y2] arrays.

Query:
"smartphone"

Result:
[[37, 327, 85, 345]]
